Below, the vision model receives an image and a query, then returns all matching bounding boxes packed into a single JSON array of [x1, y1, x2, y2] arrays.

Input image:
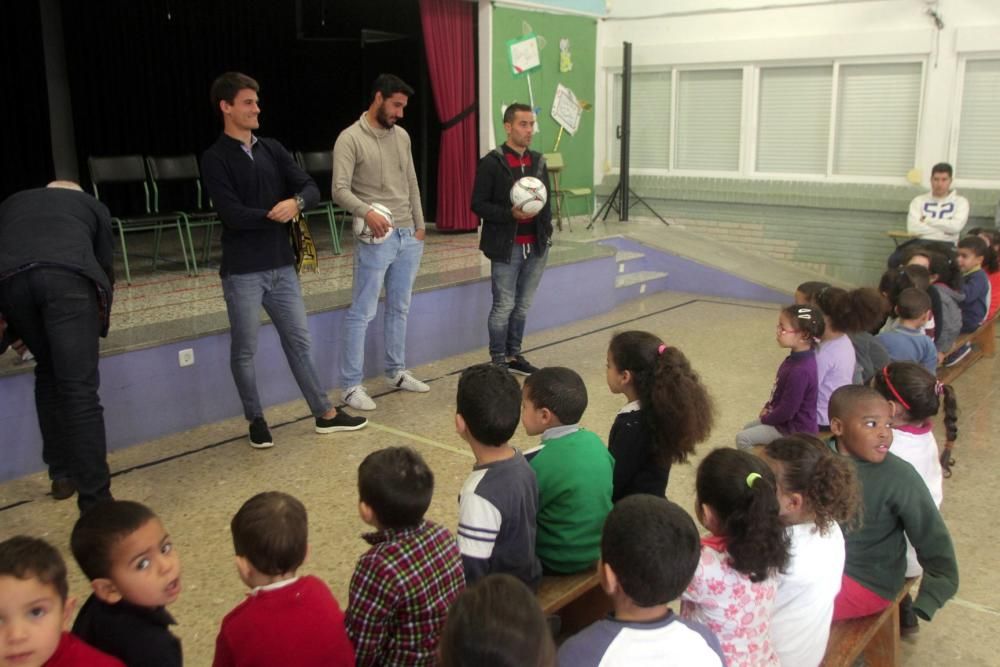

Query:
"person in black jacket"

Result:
[[470, 103, 553, 376], [200, 72, 366, 448], [0, 181, 115, 510]]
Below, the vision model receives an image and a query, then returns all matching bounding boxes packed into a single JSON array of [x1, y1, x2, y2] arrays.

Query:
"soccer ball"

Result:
[[353, 202, 394, 244], [510, 177, 547, 216]]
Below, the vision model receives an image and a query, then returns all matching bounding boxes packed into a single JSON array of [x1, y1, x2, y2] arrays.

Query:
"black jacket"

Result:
[[471, 146, 553, 263], [201, 134, 319, 277], [72, 594, 182, 667], [0, 187, 115, 335]]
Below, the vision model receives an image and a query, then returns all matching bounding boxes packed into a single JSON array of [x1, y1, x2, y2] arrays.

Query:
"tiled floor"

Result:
[[1, 284, 995, 665], [0, 223, 1000, 666]]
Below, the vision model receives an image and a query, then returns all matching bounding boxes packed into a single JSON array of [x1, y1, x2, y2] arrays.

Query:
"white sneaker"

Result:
[[388, 370, 430, 393], [342, 385, 376, 411]]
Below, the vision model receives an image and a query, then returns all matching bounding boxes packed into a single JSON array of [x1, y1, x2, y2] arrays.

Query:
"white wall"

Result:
[[594, 0, 1000, 187]]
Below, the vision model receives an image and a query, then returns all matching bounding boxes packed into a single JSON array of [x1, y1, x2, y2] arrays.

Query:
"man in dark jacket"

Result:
[[200, 71, 366, 449], [470, 103, 553, 375], [0, 181, 115, 510]]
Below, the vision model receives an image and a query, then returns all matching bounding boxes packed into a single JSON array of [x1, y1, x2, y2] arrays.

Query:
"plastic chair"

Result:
[[543, 152, 593, 232], [88, 155, 188, 283], [296, 150, 344, 254], [145, 155, 219, 273]]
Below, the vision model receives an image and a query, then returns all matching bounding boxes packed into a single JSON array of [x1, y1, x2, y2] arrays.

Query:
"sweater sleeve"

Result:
[[608, 418, 642, 503], [934, 290, 962, 352], [760, 363, 807, 427], [907, 196, 930, 236], [403, 133, 425, 230], [332, 132, 371, 219], [939, 196, 969, 236], [898, 468, 960, 620], [269, 139, 320, 210], [211, 625, 235, 667], [961, 274, 988, 333], [93, 202, 116, 287], [200, 150, 276, 231], [471, 155, 516, 227], [457, 493, 502, 585]]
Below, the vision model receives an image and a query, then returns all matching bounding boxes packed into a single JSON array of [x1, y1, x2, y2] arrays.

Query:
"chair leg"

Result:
[[117, 225, 132, 285], [181, 219, 198, 275], [328, 204, 342, 255], [151, 227, 162, 271], [173, 222, 192, 275]]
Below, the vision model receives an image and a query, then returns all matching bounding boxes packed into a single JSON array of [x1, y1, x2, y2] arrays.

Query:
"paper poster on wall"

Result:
[[551, 83, 582, 135], [507, 33, 541, 77]]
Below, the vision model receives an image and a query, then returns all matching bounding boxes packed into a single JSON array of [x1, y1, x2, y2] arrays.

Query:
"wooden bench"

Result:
[[821, 578, 917, 667], [887, 230, 917, 247], [937, 310, 999, 385], [537, 567, 612, 639]]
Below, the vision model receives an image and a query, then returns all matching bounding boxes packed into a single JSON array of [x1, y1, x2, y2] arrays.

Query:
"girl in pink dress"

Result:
[[681, 448, 790, 667]]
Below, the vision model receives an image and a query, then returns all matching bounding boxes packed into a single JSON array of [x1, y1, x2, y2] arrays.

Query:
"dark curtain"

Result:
[[57, 0, 437, 216], [419, 0, 478, 232], [1, 0, 54, 202]]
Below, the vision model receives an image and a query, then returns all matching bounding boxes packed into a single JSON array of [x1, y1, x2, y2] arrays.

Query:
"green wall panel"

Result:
[[491, 7, 596, 217]]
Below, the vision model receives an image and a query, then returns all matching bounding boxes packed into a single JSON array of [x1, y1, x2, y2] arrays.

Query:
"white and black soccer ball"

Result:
[[510, 176, 547, 216], [353, 202, 394, 244]]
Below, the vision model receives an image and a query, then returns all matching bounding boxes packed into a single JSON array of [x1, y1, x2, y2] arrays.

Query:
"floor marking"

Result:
[[951, 597, 1000, 617], [0, 296, 782, 513], [365, 421, 474, 459]]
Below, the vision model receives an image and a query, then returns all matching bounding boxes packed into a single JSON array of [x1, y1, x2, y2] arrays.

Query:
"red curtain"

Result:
[[420, 0, 479, 232]]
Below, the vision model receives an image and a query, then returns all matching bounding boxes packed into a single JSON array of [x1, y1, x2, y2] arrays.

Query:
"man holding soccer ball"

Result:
[[333, 74, 429, 411], [471, 103, 553, 375]]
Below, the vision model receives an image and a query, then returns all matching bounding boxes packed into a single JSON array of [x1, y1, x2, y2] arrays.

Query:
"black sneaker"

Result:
[[249, 417, 274, 449], [944, 342, 972, 367], [491, 359, 510, 371], [507, 355, 539, 376], [315, 409, 368, 434], [51, 478, 77, 501]]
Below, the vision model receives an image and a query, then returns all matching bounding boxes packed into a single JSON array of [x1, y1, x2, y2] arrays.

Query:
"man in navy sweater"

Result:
[[201, 72, 366, 448]]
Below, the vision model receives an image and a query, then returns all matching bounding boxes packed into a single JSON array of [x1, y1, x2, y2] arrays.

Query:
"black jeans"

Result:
[[0, 267, 111, 510]]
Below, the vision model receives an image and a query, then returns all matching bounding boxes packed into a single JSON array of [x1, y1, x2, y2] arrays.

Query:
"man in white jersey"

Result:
[[890, 163, 969, 267]]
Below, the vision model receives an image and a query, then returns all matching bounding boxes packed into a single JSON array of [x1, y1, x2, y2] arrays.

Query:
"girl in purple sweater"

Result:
[[736, 305, 824, 449]]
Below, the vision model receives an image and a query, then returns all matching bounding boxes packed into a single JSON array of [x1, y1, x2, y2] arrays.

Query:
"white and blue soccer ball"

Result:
[[510, 177, 547, 216], [353, 202, 394, 244]]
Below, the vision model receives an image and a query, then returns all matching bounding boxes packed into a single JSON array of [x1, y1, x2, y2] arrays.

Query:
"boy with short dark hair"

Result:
[[521, 367, 613, 574], [70, 501, 182, 667], [455, 363, 542, 588], [945, 235, 992, 366], [346, 447, 464, 666], [557, 496, 725, 666], [877, 287, 938, 373], [214, 492, 354, 667], [0, 535, 124, 667], [828, 385, 958, 622]]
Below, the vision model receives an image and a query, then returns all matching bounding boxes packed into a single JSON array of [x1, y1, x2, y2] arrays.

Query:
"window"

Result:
[[833, 63, 922, 177], [674, 69, 743, 171], [956, 59, 1000, 180], [611, 71, 671, 170], [757, 66, 832, 174]]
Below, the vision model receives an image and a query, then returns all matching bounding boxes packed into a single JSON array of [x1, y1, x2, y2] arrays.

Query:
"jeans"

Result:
[[734, 420, 784, 450], [0, 267, 111, 511], [488, 245, 549, 362], [341, 228, 424, 388], [222, 264, 331, 420]]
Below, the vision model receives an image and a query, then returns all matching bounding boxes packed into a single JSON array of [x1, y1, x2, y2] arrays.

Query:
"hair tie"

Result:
[[881, 366, 911, 411], [657, 344, 667, 355], [746, 472, 762, 488], [935, 381, 944, 397]]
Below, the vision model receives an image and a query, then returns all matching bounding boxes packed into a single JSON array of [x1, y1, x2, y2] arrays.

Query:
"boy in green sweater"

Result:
[[521, 367, 614, 574], [828, 385, 958, 623]]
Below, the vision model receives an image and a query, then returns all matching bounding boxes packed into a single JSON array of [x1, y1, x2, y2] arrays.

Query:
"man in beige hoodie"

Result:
[[333, 74, 429, 411]]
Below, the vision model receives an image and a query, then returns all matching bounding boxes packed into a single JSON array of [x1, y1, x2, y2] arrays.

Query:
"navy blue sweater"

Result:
[[200, 134, 319, 276]]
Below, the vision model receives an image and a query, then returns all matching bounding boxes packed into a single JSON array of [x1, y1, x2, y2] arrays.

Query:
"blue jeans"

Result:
[[488, 245, 549, 362], [222, 264, 331, 420], [341, 228, 424, 388], [0, 267, 111, 511]]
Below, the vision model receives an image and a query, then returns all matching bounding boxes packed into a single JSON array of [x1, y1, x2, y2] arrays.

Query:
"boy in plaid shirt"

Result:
[[346, 447, 465, 666]]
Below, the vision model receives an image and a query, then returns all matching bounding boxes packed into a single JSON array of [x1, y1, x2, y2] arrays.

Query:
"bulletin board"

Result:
[[491, 7, 597, 217]]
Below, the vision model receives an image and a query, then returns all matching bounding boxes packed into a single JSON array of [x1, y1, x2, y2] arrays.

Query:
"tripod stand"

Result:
[[587, 40, 669, 231], [588, 181, 668, 229]]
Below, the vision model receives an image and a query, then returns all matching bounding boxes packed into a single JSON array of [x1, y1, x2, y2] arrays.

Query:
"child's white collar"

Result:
[[250, 576, 300, 595], [618, 400, 641, 414]]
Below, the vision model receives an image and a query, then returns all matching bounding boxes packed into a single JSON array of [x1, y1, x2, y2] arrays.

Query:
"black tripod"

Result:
[[587, 41, 669, 230]]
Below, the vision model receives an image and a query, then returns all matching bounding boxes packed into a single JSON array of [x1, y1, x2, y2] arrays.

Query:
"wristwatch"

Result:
[[294, 194, 306, 212]]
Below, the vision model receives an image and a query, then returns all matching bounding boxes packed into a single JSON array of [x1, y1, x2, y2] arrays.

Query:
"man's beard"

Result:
[[376, 104, 397, 129]]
